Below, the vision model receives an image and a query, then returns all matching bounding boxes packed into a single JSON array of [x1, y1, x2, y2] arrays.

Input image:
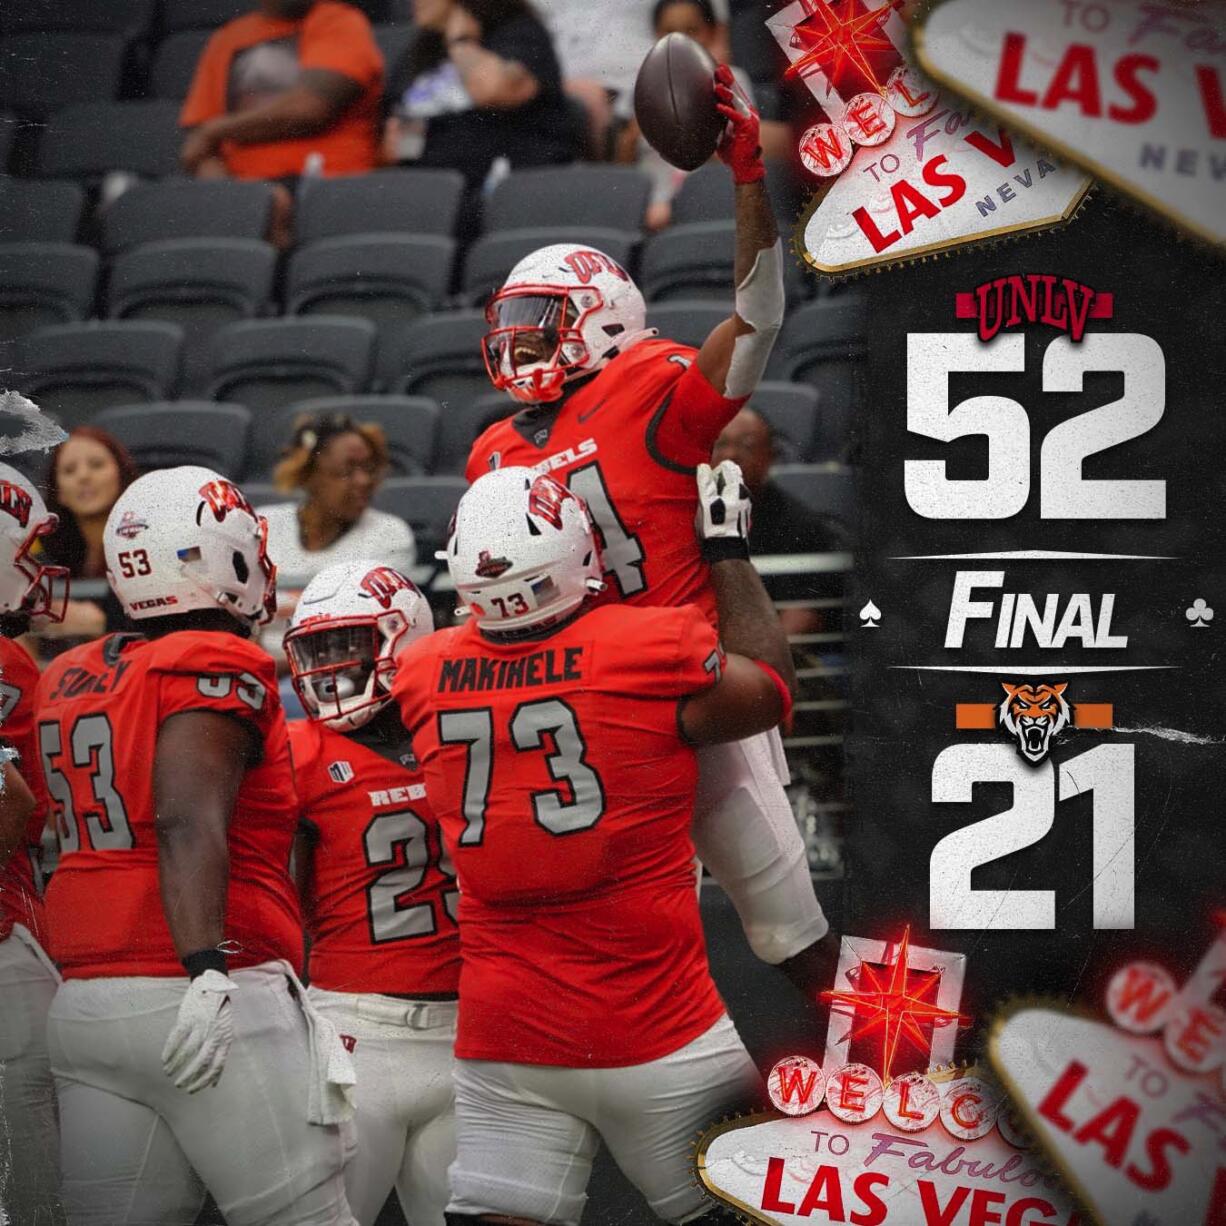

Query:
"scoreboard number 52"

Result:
[[904, 330, 1163, 930]]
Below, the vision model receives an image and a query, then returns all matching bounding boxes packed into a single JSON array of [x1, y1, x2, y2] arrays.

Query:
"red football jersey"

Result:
[[466, 339, 743, 624], [0, 637, 51, 944], [37, 631, 303, 979], [393, 603, 728, 1068], [289, 719, 460, 996]]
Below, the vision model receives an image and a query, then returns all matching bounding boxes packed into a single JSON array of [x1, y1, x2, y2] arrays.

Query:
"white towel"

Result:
[[277, 962, 356, 1126]]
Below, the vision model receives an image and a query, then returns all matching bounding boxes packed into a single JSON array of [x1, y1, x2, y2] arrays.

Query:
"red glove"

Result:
[[714, 63, 765, 184]]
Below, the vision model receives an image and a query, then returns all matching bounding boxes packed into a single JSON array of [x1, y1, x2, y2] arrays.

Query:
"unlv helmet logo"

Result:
[[360, 566, 415, 610], [562, 250, 629, 285], [475, 550, 512, 579], [527, 475, 578, 530], [0, 481, 32, 529], [198, 480, 255, 524]]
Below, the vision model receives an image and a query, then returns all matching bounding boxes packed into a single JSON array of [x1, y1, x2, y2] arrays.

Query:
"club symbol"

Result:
[[859, 598, 881, 628], [1186, 598, 1214, 629]]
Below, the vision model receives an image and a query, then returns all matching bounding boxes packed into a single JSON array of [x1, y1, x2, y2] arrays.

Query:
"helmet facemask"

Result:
[[286, 612, 407, 731], [483, 287, 600, 405], [12, 517, 68, 623]]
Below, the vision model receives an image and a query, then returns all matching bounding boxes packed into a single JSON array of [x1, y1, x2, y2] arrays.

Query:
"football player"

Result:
[[393, 461, 790, 1225], [0, 462, 69, 1226], [285, 559, 459, 1226], [467, 66, 835, 994], [36, 467, 357, 1226]]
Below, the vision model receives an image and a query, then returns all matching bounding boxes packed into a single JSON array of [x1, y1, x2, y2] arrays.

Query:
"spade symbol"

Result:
[[859, 599, 881, 628]]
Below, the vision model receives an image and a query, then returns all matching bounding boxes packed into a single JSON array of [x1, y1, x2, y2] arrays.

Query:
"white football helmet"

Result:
[[447, 467, 604, 633], [285, 559, 432, 731], [104, 466, 276, 626], [0, 462, 68, 622], [483, 243, 651, 405]]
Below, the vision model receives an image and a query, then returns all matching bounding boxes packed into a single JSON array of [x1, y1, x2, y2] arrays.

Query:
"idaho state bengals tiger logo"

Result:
[[198, 480, 255, 524], [998, 682, 1070, 764], [359, 566, 416, 609]]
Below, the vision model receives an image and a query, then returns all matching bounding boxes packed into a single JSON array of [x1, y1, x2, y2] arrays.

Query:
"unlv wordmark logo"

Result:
[[562, 250, 629, 285], [360, 567, 415, 610], [198, 480, 255, 524], [955, 275, 1114, 342], [0, 481, 32, 529]]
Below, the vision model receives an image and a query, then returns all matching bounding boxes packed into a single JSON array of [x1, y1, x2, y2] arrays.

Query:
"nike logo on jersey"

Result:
[[575, 399, 606, 423], [370, 783, 427, 807], [530, 438, 597, 477]]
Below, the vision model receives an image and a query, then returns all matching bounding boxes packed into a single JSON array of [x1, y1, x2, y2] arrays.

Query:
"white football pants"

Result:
[[309, 988, 456, 1226], [47, 963, 356, 1226], [692, 728, 828, 964], [447, 1013, 760, 1225], [0, 925, 64, 1225]]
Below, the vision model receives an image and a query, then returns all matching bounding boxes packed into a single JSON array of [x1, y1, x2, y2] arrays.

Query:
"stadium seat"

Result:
[[748, 382, 825, 463], [161, 0, 250, 32], [0, 179, 84, 244], [149, 28, 213, 99], [101, 179, 275, 253], [484, 167, 651, 234], [295, 169, 465, 243], [286, 234, 455, 387], [461, 227, 638, 306], [207, 317, 376, 412], [393, 311, 490, 462], [0, 33, 127, 121], [12, 321, 183, 428], [245, 395, 441, 480], [372, 476, 467, 557], [372, 22, 414, 72], [772, 464, 854, 524], [427, 391, 512, 476], [36, 100, 183, 181], [771, 296, 868, 446], [646, 301, 731, 351], [640, 222, 736, 302], [93, 402, 252, 478], [0, 112, 15, 173], [107, 238, 277, 393], [670, 159, 801, 227], [0, 243, 98, 349], [1, 0, 156, 37]]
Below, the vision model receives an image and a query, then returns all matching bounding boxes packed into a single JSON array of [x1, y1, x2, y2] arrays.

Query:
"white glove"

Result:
[[162, 969, 237, 1093], [697, 461, 753, 559]]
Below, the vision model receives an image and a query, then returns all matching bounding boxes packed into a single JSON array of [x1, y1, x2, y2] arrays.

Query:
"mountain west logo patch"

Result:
[[328, 760, 354, 784]]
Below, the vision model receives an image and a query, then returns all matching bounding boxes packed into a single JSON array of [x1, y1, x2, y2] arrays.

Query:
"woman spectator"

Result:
[[259, 411, 415, 586], [383, 0, 578, 193], [37, 427, 139, 643]]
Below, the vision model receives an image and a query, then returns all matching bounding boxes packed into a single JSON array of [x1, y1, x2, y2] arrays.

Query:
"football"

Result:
[[633, 32, 725, 172]]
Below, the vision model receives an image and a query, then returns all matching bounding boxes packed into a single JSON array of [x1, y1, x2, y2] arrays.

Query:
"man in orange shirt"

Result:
[[180, 0, 384, 241]]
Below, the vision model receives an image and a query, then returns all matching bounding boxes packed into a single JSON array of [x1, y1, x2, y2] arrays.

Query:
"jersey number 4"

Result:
[[567, 463, 646, 598], [438, 698, 605, 844], [39, 715, 134, 853]]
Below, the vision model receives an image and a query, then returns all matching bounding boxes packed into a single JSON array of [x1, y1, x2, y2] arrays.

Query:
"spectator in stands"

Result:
[[260, 411, 415, 583], [713, 407, 846, 636], [180, 0, 385, 246], [615, 0, 750, 229], [37, 427, 138, 642], [383, 0, 578, 193], [534, 0, 655, 155]]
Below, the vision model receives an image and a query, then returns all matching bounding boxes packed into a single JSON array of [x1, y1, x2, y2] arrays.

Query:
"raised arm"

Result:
[[695, 65, 785, 400], [444, 6, 541, 109], [681, 462, 796, 745]]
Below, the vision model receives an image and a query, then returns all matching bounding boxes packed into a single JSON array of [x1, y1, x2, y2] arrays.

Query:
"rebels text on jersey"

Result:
[[36, 631, 302, 979], [393, 603, 728, 1068], [0, 638, 52, 943], [289, 719, 460, 996], [466, 339, 745, 623]]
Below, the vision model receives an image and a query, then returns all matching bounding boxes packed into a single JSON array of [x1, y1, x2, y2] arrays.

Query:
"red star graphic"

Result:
[[785, 0, 903, 94], [821, 927, 971, 1082]]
